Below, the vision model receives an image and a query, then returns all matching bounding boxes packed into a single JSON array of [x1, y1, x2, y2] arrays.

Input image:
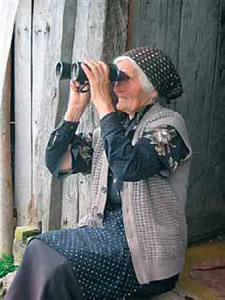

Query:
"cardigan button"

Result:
[[101, 186, 107, 193], [97, 213, 103, 219]]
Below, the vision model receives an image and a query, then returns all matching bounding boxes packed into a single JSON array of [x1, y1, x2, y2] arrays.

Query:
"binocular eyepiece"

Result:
[[56, 61, 129, 83]]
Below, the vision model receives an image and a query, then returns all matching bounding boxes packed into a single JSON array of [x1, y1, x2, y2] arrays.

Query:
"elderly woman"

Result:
[[6, 47, 192, 300]]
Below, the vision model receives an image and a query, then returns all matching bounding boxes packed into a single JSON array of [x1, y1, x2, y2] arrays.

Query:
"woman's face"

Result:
[[113, 60, 153, 117]]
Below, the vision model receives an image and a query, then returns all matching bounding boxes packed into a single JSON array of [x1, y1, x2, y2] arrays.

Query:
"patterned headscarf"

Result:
[[122, 47, 183, 100]]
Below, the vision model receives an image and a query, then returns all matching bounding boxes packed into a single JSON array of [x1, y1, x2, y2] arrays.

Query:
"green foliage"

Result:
[[0, 255, 18, 278]]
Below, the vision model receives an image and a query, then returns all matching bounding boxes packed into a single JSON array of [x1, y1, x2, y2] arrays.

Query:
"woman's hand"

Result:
[[64, 81, 91, 122], [81, 60, 115, 119]]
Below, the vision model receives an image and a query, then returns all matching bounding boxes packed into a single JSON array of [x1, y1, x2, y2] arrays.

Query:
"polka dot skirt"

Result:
[[35, 205, 142, 299]]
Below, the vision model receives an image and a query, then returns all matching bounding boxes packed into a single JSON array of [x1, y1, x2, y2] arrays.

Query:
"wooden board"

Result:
[[186, 0, 225, 240], [130, 0, 182, 111], [0, 0, 20, 96], [14, 0, 32, 226], [0, 54, 14, 255], [176, 0, 224, 241], [0, 0, 19, 254], [32, 0, 77, 231]]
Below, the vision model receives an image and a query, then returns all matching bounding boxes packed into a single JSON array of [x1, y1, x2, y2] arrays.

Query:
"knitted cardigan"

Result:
[[78, 103, 192, 284]]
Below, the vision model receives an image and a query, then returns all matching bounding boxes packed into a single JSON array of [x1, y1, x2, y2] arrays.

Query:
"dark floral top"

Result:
[[45, 105, 188, 205]]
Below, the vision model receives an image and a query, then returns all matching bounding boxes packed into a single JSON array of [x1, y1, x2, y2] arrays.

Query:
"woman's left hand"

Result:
[[81, 60, 115, 119]]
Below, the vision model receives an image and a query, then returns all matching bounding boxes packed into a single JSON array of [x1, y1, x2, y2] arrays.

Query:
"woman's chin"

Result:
[[116, 99, 126, 112], [116, 103, 125, 112]]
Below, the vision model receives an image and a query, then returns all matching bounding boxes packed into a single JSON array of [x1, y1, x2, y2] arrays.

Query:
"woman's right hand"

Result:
[[64, 80, 91, 122]]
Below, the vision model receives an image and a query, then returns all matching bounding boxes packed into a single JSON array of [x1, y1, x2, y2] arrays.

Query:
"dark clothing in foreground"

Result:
[[5, 239, 83, 300]]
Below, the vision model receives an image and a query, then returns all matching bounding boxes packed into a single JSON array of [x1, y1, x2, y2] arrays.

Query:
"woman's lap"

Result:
[[7, 205, 178, 299], [35, 206, 140, 299]]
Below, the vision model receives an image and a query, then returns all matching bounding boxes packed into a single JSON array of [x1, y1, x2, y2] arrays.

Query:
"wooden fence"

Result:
[[129, 0, 225, 241], [14, 0, 129, 232], [2, 0, 225, 249]]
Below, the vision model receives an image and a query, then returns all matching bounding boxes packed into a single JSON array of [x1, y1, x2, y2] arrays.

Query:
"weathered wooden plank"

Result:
[[14, 0, 32, 226], [61, 0, 129, 227], [195, 0, 225, 239], [102, 0, 129, 62], [177, 0, 223, 241], [131, 0, 182, 113], [0, 0, 19, 255], [0, 54, 14, 255], [131, 0, 182, 63], [32, 0, 77, 231], [0, 0, 20, 96]]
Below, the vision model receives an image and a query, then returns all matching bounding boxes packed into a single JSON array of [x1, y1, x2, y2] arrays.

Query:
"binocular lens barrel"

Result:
[[55, 61, 71, 80], [71, 62, 87, 83], [56, 61, 129, 83]]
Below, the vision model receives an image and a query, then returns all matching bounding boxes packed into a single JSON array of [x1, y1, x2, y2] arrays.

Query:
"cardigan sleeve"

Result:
[[45, 120, 93, 179], [100, 113, 188, 182]]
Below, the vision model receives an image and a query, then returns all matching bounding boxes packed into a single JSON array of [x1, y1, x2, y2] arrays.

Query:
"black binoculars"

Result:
[[56, 61, 129, 84]]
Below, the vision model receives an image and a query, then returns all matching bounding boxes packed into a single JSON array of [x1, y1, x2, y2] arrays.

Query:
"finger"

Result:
[[70, 80, 78, 91], [78, 82, 90, 93], [84, 60, 109, 83], [70, 80, 82, 91], [70, 80, 80, 88], [92, 61, 110, 81], [98, 61, 110, 77], [82, 60, 101, 81]]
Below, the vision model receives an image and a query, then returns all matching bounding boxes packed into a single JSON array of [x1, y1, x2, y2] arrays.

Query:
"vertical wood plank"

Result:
[[14, 0, 32, 226], [130, 0, 182, 111], [196, 0, 225, 239], [33, 0, 62, 230], [0, 0, 19, 254], [32, 0, 77, 231], [176, 0, 223, 240], [103, 0, 129, 62], [0, 0, 20, 95], [131, 0, 182, 63], [0, 54, 14, 255]]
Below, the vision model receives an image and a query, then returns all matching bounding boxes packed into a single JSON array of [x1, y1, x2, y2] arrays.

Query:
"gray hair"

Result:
[[114, 56, 156, 96]]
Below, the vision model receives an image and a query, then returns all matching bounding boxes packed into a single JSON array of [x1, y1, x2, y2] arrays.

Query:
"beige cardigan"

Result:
[[79, 103, 192, 284]]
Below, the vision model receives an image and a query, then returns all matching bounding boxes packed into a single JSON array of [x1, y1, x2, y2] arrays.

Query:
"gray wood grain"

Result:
[[177, 0, 224, 241], [32, 0, 77, 231], [195, 0, 225, 240], [130, 0, 225, 240], [0, 0, 19, 255], [14, 0, 33, 226], [13, 0, 225, 239], [0, 54, 14, 255]]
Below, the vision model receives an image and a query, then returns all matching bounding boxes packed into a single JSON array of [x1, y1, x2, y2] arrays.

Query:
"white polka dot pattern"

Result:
[[36, 206, 143, 299]]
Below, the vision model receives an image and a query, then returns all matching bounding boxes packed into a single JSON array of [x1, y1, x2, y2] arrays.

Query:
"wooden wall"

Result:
[[13, 0, 225, 241], [14, 0, 128, 232], [129, 0, 225, 241]]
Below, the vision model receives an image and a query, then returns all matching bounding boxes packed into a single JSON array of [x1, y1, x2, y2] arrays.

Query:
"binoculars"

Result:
[[56, 61, 129, 84]]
